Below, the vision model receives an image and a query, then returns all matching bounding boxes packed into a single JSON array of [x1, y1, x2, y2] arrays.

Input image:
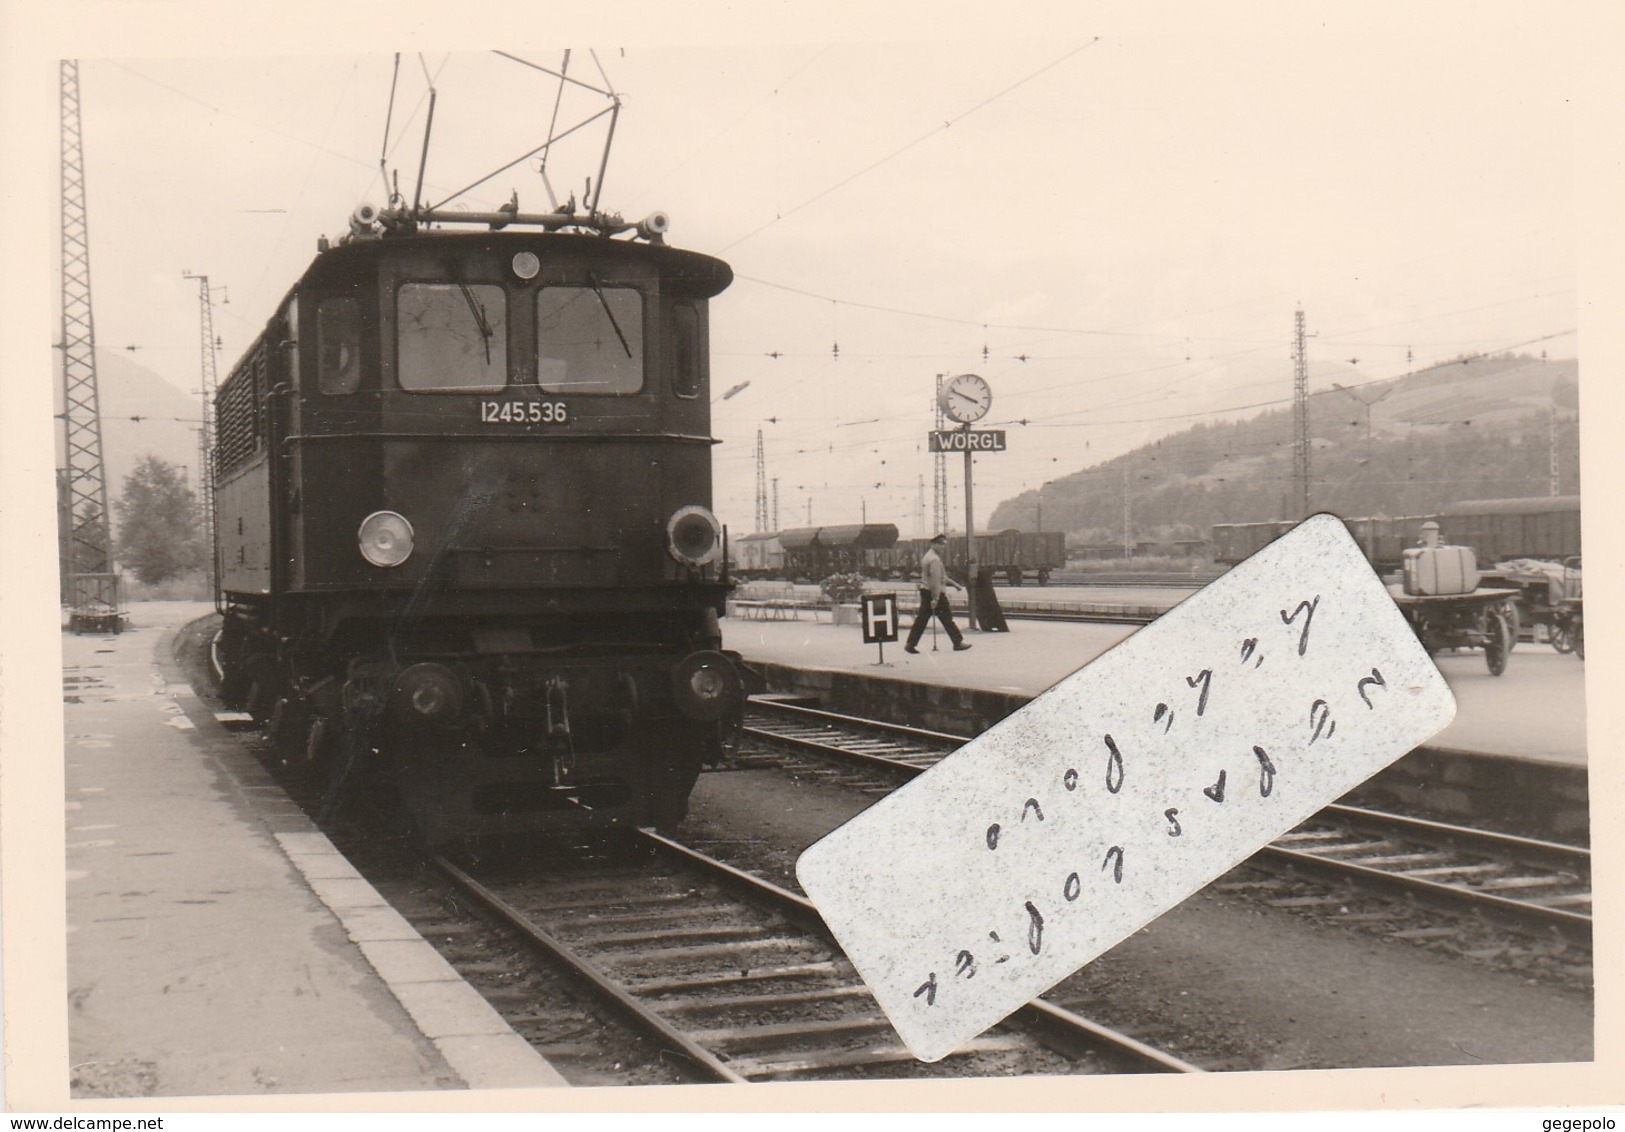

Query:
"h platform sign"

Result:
[[861, 592, 900, 664], [862, 593, 900, 643]]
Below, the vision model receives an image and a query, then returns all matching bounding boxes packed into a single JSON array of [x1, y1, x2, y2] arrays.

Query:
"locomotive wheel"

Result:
[[1551, 624, 1575, 654], [1483, 608, 1513, 677]]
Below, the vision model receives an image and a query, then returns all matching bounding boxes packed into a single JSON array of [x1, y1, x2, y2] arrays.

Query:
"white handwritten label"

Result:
[[795, 513, 1455, 1063]]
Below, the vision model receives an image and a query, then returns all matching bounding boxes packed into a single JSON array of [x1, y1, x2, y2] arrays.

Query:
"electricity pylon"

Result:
[[59, 59, 122, 632]]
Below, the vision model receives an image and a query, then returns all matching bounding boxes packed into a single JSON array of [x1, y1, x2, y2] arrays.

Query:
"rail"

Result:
[[743, 699, 1591, 946], [433, 830, 1201, 1080]]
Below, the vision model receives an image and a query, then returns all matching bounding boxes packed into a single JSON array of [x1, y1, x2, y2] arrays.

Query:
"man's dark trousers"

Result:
[[905, 588, 964, 649]]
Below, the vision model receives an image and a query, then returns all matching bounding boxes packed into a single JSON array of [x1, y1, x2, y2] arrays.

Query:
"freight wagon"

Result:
[[730, 526, 1066, 586], [1211, 498, 1583, 655], [1211, 497, 1580, 570]]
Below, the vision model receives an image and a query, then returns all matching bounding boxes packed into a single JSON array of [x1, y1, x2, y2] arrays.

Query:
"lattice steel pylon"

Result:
[[753, 428, 769, 531], [931, 375, 949, 535], [1292, 308, 1311, 519], [181, 272, 220, 594], [58, 59, 122, 632]]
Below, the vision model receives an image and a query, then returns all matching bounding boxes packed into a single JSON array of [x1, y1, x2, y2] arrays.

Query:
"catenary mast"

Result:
[[182, 272, 222, 596], [59, 59, 122, 632], [1292, 308, 1311, 518]]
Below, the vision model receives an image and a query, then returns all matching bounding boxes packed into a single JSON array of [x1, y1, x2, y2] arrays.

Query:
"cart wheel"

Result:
[[1551, 624, 1575, 654], [1484, 607, 1512, 676], [1573, 619, 1584, 661]]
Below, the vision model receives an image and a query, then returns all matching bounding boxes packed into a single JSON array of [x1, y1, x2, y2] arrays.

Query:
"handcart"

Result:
[[1549, 556, 1583, 659], [1388, 585, 1521, 676]]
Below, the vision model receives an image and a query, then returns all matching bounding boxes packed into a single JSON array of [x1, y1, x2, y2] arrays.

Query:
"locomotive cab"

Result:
[[213, 211, 744, 844]]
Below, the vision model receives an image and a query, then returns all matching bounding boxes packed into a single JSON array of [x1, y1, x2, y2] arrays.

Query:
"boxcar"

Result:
[[1435, 496, 1582, 564]]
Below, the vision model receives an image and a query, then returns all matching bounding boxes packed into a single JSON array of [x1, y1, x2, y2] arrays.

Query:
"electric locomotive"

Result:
[[211, 202, 747, 844]]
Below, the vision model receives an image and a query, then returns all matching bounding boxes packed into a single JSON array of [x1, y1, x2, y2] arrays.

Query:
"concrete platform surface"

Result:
[[723, 609, 1588, 765], [62, 601, 567, 1099]]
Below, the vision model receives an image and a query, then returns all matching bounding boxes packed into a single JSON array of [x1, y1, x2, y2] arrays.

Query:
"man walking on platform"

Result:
[[905, 533, 971, 653]]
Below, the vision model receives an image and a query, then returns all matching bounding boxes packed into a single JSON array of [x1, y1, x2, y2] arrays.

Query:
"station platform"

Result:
[[725, 608, 1587, 764], [61, 601, 567, 1100], [723, 606, 1590, 839]]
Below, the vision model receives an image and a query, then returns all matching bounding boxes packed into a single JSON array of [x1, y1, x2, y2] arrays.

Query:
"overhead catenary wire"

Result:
[[1020, 330, 1576, 430], [731, 273, 1577, 358], [707, 330, 1574, 480], [718, 39, 1101, 254], [493, 50, 615, 98], [618, 45, 835, 214]]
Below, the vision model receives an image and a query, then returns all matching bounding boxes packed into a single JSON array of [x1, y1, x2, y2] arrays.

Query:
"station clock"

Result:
[[939, 373, 992, 424]]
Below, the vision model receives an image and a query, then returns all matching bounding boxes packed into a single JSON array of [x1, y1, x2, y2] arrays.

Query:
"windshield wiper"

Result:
[[586, 270, 633, 359], [454, 279, 494, 364]]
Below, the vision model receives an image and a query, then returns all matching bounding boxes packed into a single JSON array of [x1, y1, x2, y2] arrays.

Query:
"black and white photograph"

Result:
[[2, 1, 1620, 1119]]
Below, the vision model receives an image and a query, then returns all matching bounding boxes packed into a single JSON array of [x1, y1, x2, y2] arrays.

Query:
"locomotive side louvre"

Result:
[[214, 338, 280, 595], [213, 224, 745, 843]]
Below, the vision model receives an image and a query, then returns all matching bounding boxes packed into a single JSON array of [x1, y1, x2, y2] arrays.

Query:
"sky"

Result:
[[21, 9, 1588, 541]]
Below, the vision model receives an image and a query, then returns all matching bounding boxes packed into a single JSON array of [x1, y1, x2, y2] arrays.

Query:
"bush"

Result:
[[819, 572, 868, 604], [114, 455, 205, 584], [121, 568, 212, 602]]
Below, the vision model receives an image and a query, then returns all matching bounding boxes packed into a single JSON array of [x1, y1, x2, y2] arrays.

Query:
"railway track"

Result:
[[742, 699, 1592, 947], [433, 830, 1201, 1082]]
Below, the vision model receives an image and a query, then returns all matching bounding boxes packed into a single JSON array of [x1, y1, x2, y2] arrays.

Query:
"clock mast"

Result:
[[936, 374, 993, 630]]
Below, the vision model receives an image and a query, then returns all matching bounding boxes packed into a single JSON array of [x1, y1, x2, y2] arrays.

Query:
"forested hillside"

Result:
[[990, 353, 1580, 548]]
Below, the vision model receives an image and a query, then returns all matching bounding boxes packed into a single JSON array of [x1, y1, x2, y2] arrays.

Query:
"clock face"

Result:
[[941, 373, 992, 423]]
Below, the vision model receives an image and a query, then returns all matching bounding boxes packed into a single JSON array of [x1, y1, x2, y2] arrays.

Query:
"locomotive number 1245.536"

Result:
[[480, 400, 568, 424]]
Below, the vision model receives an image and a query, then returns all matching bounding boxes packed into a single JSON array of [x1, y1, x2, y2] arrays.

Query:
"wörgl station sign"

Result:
[[929, 429, 1007, 453]]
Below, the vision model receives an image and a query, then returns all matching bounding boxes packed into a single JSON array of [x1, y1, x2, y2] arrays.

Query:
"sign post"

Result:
[[935, 375, 999, 633], [861, 592, 900, 665], [927, 430, 1007, 632], [963, 428, 978, 631]]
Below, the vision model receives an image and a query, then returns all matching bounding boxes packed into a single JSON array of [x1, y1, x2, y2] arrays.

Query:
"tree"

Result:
[[114, 455, 204, 584]]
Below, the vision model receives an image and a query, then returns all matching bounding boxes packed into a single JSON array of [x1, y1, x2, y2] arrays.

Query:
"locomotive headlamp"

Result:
[[666, 505, 722, 567], [390, 663, 465, 728], [358, 510, 415, 568], [671, 650, 742, 722]]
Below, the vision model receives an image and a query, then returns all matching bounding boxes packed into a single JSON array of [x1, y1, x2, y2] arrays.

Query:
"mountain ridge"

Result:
[[990, 352, 1579, 546]]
